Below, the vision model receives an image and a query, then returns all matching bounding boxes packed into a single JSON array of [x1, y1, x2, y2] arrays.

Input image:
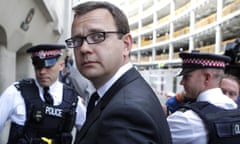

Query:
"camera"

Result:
[[224, 38, 240, 79]]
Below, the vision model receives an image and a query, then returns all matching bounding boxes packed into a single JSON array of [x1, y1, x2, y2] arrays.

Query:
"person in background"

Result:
[[165, 90, 189, 114], [167, 51, 237, 144], [0, 44, 86, 144], [59, 54, 74, 87], [220, 74, 240, 104], [65, 1, 172, 144]]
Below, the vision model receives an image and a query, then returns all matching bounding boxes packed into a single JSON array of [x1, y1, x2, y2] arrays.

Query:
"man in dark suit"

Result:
[[65, 1, 172, 144]]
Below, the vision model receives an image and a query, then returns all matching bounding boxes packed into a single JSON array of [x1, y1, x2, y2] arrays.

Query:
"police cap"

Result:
[[26, 44, 65, 68], [178, 51, 231, 76]]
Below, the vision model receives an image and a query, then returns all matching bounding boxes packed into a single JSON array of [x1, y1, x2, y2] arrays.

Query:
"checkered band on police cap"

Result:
[[182, 57, 226, 68], [178, 52, 231, 76], [26, 44, 65, 59], [26, 44, 66, 68]]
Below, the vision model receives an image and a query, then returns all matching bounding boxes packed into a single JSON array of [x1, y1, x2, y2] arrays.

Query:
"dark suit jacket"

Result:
[[74, 68, 172, 144]]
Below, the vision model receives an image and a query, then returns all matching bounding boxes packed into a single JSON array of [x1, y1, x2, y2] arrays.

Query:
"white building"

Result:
[[119, 0, 240, 96], [118, 0, 240, 68]]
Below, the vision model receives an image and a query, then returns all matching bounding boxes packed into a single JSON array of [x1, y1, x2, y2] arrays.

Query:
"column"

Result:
[[189, 0, 196, 52], [0, 46, 16, 93], [169, 0, 175, 60], [215, 0, 223, 53]]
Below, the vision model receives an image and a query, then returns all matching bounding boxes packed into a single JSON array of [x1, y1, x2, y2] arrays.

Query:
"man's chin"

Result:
[[38, 81, 50, 87]]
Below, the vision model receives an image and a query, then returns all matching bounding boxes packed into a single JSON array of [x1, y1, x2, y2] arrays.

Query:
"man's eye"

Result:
[[92, 33, 104, 40], [230, 92, 237, 97], [74, 37, 83, 41]]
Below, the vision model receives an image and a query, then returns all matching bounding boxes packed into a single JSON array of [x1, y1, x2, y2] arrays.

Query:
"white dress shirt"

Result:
[[167, 88, 237, 144], [0, 79, 86, 132], [98, 62, 132, 98]]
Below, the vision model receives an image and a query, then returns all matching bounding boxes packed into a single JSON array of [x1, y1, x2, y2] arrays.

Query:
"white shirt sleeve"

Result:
[[0, 83, 26, 132], [167, 110, 208, 144]]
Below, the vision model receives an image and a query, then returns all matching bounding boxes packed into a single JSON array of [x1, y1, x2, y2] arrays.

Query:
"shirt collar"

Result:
[[35, 79, 60, 94], [197, 88, 237, 109], [197, 88, 223, 102], [98, 62, 132, 98]]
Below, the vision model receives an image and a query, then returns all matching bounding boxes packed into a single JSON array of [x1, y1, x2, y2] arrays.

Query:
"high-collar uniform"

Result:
[[167, 88, 237, 144], [74, 63, 172, 144], [0, 80, 86, 132]]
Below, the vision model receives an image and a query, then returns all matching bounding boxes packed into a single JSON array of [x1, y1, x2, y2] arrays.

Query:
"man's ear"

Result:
[[122, 33, 133, 56], [204, 71, 211, 84]]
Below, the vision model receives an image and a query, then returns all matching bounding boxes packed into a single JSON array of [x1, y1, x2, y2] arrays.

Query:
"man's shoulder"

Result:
[[14, 78, 35, 90], [206, 95, 238, 109], [198, 88, 238, 109]]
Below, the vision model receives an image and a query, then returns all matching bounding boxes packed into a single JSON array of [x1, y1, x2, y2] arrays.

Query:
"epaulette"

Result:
[[14, 83, 21, 91], [14, 78, 34, 91], [19, 78, 34, 84]]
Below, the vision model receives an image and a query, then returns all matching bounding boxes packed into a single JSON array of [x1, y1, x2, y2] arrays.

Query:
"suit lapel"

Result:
[[76, 68, 140, 142]]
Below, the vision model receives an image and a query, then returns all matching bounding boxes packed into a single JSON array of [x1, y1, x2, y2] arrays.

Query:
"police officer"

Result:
[[167, 51, 237, 144], [0, 44, 86, 144]]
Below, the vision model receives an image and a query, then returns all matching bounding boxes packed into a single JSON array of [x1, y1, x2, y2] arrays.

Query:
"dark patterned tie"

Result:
[[43, 87, 53, 105], [87, 92, 99, 117]]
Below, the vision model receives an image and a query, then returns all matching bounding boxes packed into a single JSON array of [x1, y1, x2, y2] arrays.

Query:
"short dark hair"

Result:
[[221, 74, 240, 87], [73, 1, 130, 34]]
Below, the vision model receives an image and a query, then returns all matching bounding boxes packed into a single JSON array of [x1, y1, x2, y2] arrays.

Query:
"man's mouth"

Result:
[[82, 60, 97, 65]]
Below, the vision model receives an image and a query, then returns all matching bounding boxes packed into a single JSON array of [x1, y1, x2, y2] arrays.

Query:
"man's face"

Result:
[[35, 60, 64, 87], [180, 69, 205, 99], [220, 78, 239, 102], [71, 8, 132, 88]]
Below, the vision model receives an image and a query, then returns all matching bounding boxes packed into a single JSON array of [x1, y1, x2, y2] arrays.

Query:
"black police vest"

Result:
[[180, 102, 240, 144], [8, 79, 78, 144]]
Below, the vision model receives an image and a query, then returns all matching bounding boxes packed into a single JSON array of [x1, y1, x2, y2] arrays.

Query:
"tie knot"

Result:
[[44, 87, 49, 91], [91, 92, 100, 101], [43, 87, 53, 105], [87, 92, 100, 117]]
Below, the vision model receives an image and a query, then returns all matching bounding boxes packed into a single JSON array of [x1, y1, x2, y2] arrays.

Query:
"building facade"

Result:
[[118, 0, 240, 69], [0, 0, 73, 94], [117, 0, 240, 97]]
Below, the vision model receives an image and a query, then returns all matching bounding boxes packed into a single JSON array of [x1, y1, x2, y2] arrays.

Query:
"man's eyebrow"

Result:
[[88, 28, 104, 33], [73, 29, 104, 37]]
